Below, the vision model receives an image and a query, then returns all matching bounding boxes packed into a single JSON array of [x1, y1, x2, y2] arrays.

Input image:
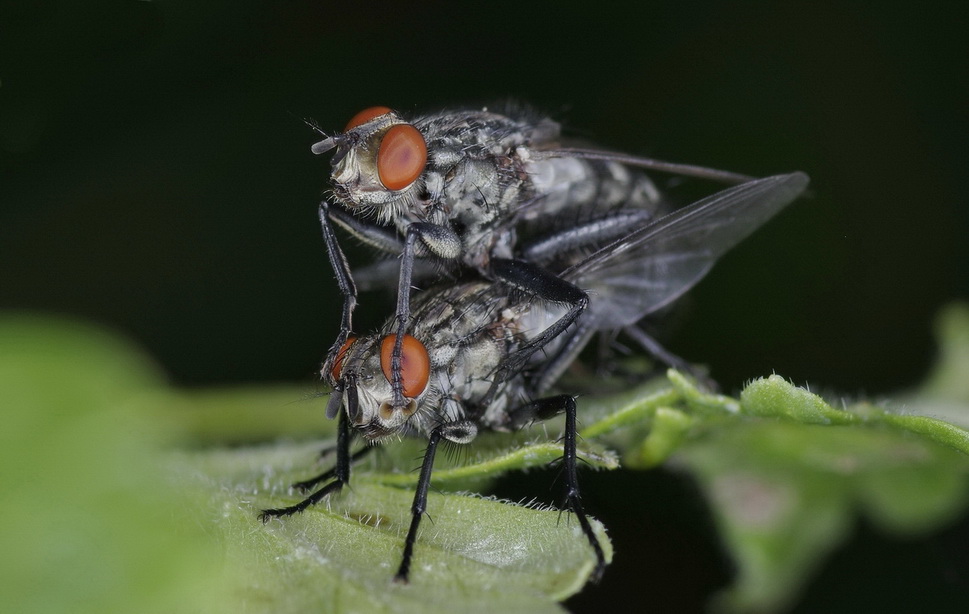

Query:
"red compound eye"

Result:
[[376, 124, 427, 191], [379, 334, 430, 398], [329, 337, 357, 381], [344, 106, 393, 131]]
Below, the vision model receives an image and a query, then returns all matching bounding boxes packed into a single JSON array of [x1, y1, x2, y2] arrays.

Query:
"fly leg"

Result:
[[507, 395, 607, 582], [395, 420, 477, 583], [520, 209, 657, 265], [259, 389, 355, 521], [323, 203, 462, 410], [291, 445, 373, 492], [482, 258, 589, 404], [623, 324, 717, 389], [388, 223, 461, 409], [319, 202, 360, 383]]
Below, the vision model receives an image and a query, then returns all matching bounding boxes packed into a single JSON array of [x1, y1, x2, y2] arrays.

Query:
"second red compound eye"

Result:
[[376, 124, 427, 191], [330, 337, 357, 381], [344, 106, 393, 131], [380, 334, 430, 398]]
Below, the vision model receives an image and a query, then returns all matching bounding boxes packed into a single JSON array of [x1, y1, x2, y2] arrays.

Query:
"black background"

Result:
[[3, 2, 968, 611]]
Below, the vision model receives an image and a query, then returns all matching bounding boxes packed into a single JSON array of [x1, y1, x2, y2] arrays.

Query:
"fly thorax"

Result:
[[426, 337, 458, 371], [444, 158, 523, 267], [445, 159, 505, 221], [444, 337, 504, 399]]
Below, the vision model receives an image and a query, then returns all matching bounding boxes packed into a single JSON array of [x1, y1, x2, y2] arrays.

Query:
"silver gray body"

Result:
[[322, 107, 665, 272], [336, 278, 532, 440]]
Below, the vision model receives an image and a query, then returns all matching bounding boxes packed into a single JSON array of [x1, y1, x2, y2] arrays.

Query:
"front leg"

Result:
[[322, 203, 460, 409], [319, 202, 359, 387], [259, 403, 355, 520], [291, 445, 374, 492], [389, 222, 461, 409], [395, 420, 477, 583]]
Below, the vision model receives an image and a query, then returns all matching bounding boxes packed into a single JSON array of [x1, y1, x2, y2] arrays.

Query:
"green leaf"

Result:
[[176, 441, 609, 613], [172, 405, 616, 611], [0, 314, 611, 614], [667, 373, 969, 613], [6, 305, 969, 614]]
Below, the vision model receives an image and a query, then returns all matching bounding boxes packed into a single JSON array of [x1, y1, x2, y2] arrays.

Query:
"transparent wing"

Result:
[[564, 172, 810, 327]]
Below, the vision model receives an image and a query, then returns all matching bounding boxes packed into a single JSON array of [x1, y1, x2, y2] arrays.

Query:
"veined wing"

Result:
[[564, 172, 809, 327]]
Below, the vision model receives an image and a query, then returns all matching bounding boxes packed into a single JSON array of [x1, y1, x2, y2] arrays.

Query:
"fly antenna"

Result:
[[311, 134, 339, 155], [304, 117, 342, 155]]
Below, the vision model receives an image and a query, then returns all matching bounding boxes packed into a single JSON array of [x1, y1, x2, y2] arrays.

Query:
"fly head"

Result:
[[329, 332, 432, 440], [314, 107, 428, 219]]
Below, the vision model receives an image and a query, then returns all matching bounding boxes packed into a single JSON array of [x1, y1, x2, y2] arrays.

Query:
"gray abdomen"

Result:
[[523, 155, 662, 222]]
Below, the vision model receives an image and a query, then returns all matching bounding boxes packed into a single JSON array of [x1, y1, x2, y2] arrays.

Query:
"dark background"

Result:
[[3, 1, 967, 611]]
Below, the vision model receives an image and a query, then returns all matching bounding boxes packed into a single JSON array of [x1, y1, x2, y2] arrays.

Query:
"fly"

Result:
[[311, 105, 761, 410], [260, 172, 810, 583]]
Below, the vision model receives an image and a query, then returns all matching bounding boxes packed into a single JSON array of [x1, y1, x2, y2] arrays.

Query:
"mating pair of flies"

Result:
[[258, 104, 809, 583]]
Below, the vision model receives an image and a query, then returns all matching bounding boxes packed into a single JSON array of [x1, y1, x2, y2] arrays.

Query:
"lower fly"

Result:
[[260, 173, 810, 583]]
